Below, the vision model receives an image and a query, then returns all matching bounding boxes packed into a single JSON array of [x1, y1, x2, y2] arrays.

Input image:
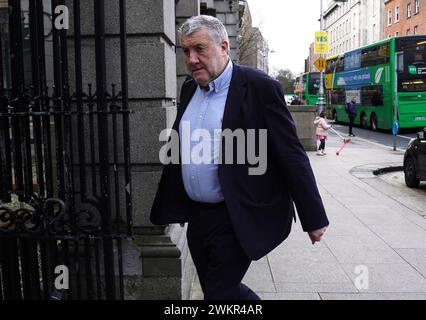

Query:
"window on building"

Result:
[[407, 29, 411, 35], [415, 0, 419, 14], [395, 31, 399, 37], [414, 25, 418, 34], [395, 6, 400, 22], [388, 10, 392, 25], [407, 3, 412, 18]]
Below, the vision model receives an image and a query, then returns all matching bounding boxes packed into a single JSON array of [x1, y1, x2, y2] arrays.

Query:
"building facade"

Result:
[[384, 0, 425, 38], [238, 0, 269, 74], [324, 0, 385, 56], [307, 42, 321, 72]]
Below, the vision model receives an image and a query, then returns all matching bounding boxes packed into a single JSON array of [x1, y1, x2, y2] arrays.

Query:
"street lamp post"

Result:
[[318, 0, 326, 113]]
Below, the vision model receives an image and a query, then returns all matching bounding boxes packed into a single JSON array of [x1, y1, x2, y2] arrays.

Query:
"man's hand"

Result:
[[308, 226, 328, 244]]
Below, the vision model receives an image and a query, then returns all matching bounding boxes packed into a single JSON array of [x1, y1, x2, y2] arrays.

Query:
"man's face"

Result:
[[181, 29, 229, 87]]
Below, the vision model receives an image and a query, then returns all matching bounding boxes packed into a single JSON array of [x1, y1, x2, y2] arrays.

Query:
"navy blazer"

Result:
[[150, 63, 329, 260]]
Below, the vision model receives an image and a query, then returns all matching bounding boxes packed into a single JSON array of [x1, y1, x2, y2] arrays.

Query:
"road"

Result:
[[330, 122, 420, 150]]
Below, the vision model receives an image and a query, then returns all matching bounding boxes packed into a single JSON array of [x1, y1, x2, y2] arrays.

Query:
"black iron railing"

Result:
[[0, 0, 133, 300]]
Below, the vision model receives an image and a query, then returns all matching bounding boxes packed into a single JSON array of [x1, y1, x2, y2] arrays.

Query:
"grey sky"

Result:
[[246, 0, 322, 76]]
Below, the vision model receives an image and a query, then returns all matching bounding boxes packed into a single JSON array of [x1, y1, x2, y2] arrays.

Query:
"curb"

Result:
[[350, 162, 403, 179], [373, 166, 404, 176]]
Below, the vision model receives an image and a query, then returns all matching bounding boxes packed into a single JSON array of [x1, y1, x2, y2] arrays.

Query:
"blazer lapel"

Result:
[[173, 78, 197, 131], [222, 63, 247, 131], [174, 64, 247, 132]]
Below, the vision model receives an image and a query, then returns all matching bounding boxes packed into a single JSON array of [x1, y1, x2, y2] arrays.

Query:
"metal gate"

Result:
[[0, 0, 133, 300]]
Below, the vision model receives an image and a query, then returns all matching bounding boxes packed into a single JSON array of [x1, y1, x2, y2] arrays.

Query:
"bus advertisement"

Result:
[[325, 35, 426, 130], [294, 72, 320, 106]]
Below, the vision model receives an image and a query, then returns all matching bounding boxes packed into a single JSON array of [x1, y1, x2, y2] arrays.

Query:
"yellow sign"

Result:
[[325, 73, 333, 89], [314, 57, 327, 72], [314, 31, 329, 54]]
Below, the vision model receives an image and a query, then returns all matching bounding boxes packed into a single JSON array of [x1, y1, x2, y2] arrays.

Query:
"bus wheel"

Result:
[[360, 113, 368, 129], [370, 113, 378, 131]]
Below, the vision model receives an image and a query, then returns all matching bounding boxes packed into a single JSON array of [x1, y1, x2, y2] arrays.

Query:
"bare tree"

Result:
[[237, 1, 268, 69], [238, 16, 263, 66]]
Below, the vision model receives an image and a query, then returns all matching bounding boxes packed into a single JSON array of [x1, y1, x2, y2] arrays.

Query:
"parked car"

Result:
[[404, 127, 426, 188]]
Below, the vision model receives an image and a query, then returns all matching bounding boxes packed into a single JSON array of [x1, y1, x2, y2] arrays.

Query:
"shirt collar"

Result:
[[203, 59, 233, 93]]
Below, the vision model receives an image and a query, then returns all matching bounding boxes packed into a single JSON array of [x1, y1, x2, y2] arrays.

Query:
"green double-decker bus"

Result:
[[294, 72, 320, 105], [326, 35, 426, 130]]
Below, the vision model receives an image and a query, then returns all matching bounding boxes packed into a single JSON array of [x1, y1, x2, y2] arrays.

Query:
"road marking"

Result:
[[329, 126, 406, 152], [351, 135, 406, 152], [397, 135, 414, 140]]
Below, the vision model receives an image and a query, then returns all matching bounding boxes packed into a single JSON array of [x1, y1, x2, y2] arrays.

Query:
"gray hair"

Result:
[[178, 15, 229, 48]]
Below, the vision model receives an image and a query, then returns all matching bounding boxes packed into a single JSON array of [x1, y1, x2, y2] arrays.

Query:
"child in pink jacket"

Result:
[[314, 112, 332, 156]]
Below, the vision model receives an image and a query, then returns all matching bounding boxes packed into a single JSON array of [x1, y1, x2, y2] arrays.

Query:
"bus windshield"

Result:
[[308, 73, 320, 94], [397, 38, 426, 92]]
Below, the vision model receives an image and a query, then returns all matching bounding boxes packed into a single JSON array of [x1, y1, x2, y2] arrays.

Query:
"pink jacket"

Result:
[[314, 117, 331, 136]]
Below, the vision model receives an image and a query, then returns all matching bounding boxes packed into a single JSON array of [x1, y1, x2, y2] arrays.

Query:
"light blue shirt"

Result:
[[179, 59, 233, 203]]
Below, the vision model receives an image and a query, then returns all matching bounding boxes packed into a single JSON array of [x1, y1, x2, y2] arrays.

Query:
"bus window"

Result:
[[397, 38, 426, 92], [397, 53, 404, 73], [308, 73, 320, 95], [331, 88, 346, 105], [336, 56, 344, 72], [326, 56, 344, 73], [361, 43, 390, 67], [344, 50, 361, 71], [361, 85, 384, 106], [325, 59, 336, 73]]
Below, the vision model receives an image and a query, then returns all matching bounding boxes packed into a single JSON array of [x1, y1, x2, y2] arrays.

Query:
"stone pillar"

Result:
[[287, 106, 318, 152], [176, 0, 200, 103], [125, 0, 181, 300], [213, 0, 239, 61]]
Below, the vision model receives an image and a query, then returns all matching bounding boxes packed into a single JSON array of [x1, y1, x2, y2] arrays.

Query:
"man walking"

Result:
[[346, 97, 357, 137], [150, 15, 329, 300]]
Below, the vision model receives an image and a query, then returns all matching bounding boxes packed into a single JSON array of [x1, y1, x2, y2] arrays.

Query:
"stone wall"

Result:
[[212, 0, 240, 62], [287, 105, 318, 152]]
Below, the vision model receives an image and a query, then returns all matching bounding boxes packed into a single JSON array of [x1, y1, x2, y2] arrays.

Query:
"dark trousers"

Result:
[[349, 116, 355, 134], [318, 139, 325, 151], [187, 202, 260, 300]]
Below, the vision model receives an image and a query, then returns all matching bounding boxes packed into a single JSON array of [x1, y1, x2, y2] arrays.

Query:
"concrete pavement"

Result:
[[190, 130, 426, 300]]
